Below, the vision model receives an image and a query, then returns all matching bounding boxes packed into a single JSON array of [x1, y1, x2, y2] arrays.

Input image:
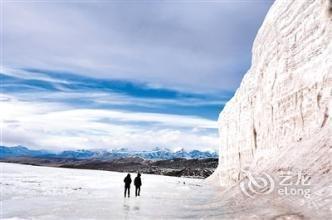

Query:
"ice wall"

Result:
[[212, 0, 332, 186]]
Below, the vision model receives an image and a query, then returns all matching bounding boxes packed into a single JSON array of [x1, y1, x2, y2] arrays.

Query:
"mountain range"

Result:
[[0, 146, 218, 160]]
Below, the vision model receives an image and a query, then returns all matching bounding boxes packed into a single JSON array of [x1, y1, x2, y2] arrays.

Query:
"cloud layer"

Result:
[[3, 0, 273, 91], [1, 93, 219, 151], [1, 1, 273, 151], [1, 68, 223, 151]]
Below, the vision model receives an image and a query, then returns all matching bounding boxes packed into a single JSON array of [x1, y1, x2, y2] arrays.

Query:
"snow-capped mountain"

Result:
[[0, 145, 53, 158], [0, 146, 218, 160]]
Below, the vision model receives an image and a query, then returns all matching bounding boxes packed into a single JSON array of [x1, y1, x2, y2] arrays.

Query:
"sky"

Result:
[[0, 0, 274, 152]]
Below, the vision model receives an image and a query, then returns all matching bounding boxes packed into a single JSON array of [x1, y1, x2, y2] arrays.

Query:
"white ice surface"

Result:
[[0, 162, 219, 220]]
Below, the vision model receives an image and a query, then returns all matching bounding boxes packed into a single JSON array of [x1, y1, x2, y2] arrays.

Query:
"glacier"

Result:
[[2, 161, 331, 220], [1, 162, 217, 220]]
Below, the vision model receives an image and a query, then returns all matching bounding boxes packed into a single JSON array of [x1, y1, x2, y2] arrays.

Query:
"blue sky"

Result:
[[1, 0, 274, 151]]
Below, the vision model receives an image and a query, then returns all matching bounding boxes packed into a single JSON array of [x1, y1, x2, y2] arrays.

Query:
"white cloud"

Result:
[[2, 1, 273, 92], [1, 94, 219, 151]]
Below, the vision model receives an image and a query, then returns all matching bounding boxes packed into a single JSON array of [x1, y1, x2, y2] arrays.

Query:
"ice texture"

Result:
[[1, 162, 216, 220]]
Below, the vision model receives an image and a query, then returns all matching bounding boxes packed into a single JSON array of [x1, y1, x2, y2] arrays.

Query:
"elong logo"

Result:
[[239, 169, 275, 198], [239, 169, 311, 198]]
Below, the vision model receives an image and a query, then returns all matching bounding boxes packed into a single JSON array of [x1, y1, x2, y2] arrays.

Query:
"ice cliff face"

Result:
[[212, 0, 332, 186]]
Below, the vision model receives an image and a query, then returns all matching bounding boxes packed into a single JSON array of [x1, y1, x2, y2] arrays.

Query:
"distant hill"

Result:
[[1, 156, 218, 178], [0, 146, 218, 160], [0, 146, 218, 178]]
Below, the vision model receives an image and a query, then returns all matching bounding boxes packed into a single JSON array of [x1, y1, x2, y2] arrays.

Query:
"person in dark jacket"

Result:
[[134, 173, 142, 197], [124, 173, 132, 198]]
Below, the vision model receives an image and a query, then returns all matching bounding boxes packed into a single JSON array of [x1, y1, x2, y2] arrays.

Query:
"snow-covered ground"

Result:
[[2, 162, 329, 219], [0, 162, 217, 220]]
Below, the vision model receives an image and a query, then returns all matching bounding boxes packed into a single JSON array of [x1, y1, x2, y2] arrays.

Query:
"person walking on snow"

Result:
[[124, 173, 132, 198], [134, 173, 142, 197]]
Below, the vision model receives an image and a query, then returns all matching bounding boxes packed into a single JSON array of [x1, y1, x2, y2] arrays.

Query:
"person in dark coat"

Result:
[[134, 173, 142, 197], [124, 173, 132, 198]]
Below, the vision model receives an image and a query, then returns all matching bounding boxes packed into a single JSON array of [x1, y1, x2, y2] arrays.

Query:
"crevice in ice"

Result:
[[321, 107, 329, 128], [317, 92, 322, 109], [238, 152, 242, 180], [253, 127, 258, 150], [299, 94, 305, 129]]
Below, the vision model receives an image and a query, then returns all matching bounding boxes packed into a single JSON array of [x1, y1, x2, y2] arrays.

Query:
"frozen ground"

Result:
[[0, 162, 218, 220], [2, 162, 329, 220]]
